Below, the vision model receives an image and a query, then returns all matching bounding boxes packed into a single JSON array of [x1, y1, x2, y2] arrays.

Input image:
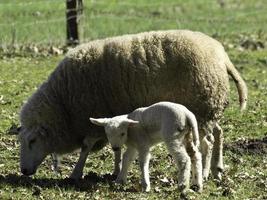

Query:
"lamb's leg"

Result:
[[186, 138, 203, 192], [116, 146, 137, 184], [211, 123, 224, 180], [201, 133, 214, 180], [70, 138, 97, 179], [138, 148, 151, 192], [113, 149, 122, 176], [166, 138, 191, 192]]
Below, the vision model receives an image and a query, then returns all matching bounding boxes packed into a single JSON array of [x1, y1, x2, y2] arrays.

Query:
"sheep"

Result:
[[17, 30, 247, 180], [90, 101, 203, 192]]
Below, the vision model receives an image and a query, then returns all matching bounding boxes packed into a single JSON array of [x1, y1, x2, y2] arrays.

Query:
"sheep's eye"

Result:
[[121, 132, 125, 137], [29, 139, 36, 149]]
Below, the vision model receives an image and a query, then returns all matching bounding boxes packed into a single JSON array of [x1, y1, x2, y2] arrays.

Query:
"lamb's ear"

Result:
[[125, 119, 139, 127], [90, 118, 109, 127]]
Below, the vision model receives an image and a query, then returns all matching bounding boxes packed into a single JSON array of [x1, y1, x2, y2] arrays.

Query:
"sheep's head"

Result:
[[90, 116, 139, 151], [17, 126, 50, 176]]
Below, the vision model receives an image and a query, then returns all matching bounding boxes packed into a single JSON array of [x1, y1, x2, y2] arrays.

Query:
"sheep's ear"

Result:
[[90, 118, 109, 126], [125, 119, 139, 127]]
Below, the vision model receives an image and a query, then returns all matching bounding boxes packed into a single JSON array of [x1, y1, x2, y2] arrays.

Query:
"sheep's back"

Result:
[[62, 30, 229, 127]]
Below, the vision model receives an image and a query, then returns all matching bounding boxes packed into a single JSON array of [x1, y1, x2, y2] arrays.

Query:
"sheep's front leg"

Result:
[[113, 149, 122, 176], [201, 133, 214, 180], [116, 146, 137, 184], [138, 148, 151, 192], [70, 138, 97, 180], [51, 154, 61, 175], [211, 123, 224, 180], [166, 138, 191, 192]]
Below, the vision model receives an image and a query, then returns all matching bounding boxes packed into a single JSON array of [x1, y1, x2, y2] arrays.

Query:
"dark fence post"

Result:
[[66, 0, 81, 46]]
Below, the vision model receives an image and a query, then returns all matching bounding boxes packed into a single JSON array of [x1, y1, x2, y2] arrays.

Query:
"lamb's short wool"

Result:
[[18, 30, 247, 180], [90, 102, 203, 192]]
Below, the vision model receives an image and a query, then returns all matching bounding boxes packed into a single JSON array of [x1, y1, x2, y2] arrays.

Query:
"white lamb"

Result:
[[90, 102, 203, 193]]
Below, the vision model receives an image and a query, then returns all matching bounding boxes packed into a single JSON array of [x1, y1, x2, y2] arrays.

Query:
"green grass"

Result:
[[0, 0, 267, 44], [0, 0, 267, 199]]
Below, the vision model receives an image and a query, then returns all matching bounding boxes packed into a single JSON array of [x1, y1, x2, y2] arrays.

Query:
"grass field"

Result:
[[0, 0, 267, 199], [1, 0, 267, 45]]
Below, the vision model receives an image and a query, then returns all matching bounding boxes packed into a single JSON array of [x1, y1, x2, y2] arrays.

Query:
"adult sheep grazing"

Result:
[[17, 30, 247, 180]]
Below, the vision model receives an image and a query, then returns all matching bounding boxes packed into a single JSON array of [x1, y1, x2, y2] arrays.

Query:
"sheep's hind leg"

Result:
[[201, 132, 214, 181], [70, 137, 98, 180], [166, 138, 191, 192], [211, 123, 224, 180]]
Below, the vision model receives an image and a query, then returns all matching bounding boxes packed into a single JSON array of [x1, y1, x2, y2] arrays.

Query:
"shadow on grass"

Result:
[[0, 172, 140, 193], [0, 172, 116, 191]]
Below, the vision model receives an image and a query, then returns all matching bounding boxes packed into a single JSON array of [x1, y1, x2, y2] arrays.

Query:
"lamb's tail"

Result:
[[226, 59, 248, 111], [186, 112, 200, 148]]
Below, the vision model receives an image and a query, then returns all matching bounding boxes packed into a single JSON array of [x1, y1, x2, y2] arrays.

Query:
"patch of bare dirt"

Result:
[[225, 136, 267, 155]]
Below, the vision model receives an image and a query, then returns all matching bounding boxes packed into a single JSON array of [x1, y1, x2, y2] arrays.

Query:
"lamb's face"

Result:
[[90, 116, 139, 151], [18, 127, 48, 176], [104, 120, 129, 151]]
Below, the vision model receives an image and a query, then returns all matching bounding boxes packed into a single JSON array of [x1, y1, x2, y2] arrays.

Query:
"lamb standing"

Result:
[[90, 102, 203, 192], [17, 30, 247, 180]]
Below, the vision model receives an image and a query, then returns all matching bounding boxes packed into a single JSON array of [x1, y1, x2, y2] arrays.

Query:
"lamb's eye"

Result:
[[121, 132, 125, 137], [29, 139, 36, 149]]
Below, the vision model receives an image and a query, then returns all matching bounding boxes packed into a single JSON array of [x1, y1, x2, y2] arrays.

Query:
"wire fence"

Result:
[[0, 0, 266, 46], [0, 0, 63, 6], [0, 9, 266, 27]]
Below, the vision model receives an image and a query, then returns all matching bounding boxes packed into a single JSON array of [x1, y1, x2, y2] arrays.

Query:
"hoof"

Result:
[[180, 191, 188, 200], [212, 167, 223, 181], [69, 175, 82, 180], [64, 177, 79, 185], [191, 184, 202, 193], [115, 178, 126, 185], [142, 185, 151, 192], [103, 173, 117, 181], [203, 174, 209, 181], [178, 183, 187, 192]]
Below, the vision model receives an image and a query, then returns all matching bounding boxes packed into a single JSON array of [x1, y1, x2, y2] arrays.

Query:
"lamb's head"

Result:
[[90, 116, 139, 151], [17, 126, 50, 176]]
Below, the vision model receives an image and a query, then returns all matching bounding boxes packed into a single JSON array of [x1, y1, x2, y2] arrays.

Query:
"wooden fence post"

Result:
[[66, 0, 82, 46]]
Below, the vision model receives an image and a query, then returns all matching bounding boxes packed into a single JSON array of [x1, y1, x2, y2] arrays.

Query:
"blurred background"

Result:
[[0, 0, 266, 54]]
